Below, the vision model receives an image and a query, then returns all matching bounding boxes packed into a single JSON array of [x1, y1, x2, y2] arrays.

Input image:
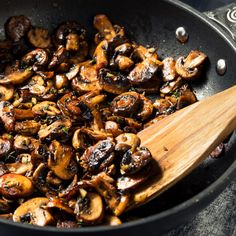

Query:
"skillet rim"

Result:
[[0, 0, 235, 233]]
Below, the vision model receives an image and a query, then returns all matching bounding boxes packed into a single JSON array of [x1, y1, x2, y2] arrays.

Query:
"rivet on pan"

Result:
[[175, 27, 188, 43], [216, 59, 227, 75]]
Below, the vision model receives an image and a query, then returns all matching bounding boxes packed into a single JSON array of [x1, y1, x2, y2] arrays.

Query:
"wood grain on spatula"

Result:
[[127, 85, 236, 210]]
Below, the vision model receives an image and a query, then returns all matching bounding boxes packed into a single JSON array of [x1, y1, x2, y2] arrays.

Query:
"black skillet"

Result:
[[0, 0, 236, 235]]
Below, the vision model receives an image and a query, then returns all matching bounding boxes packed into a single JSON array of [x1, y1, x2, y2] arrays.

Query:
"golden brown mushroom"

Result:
[[15, 120, 41, 135], [0, 85, 14, 101], [115, 133, 140, 153], [32, 101, 61, 116], [13, 135, 39, 151], [0, 101, 15, 131], [104, 215, 122, 226], [27, 27, 51, 48], [0, 136, 11, 157], [13, 197, 54, 226], [0, 173, 34, 199], [162, 57, 178, 82]]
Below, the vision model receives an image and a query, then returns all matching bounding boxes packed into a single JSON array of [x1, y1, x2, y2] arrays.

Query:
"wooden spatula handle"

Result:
[[129, 85, 236, 209]]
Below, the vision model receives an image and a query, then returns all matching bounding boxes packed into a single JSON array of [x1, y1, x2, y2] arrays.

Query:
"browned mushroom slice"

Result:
[[98, 68, 130, 94], [48, 46, 67, 69], [22, 49, 48, 70], [105, 121, 123, 137], [14, 108, 35, 120], [15, 120, 41, 135], [5, 15, 31, 42], [132, 77, 160, 94], [0, 136, 11, 157], [32, 101, 61, 116], [90, 172, 129, 215], [0, 101, 15, 131], [0, 198, 11, 213], [177, 87, 197, 109], [117, 164, 151, 191], [94, 14, 116, 41], [175, 50, 207, 80], [160, 76, 183, 94], [120, 147, 152, 175], [0, 173, 34, 199], [111, 92, 140, 117], [71, 64, 101, 94], [115, 55, 134, 71], [82, 128, 113, 141], [6, 153, 33, 175], [128, 57, 162, 84], [48, 140, 77, 180], [137, 94, 153, 121], [0, 163, 9, 176], [115, 133, 141, 153], [93, 40, 109, 70], [28, 27, 51, 48], [104, 215, 122, 226], [66, 33, 80, 51], [38, 118, 72, 140], [13, 135, 39, 152], [75, 192, 104, 224], [0, 85, 14, 101], [153, 96, 178, 115], [54, 74, 69, 90], [80, 140, 115, 173], [162, 57, 178, 82], [0, 68, 33, 85], [72, 129, 87, 150], [131, 45, 158, 61], [13, 197, 54, 226], [46, 198, 74, 215]]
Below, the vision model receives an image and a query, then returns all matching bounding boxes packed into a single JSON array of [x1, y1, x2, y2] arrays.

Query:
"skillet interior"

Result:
[[0, 0, 235, 235]]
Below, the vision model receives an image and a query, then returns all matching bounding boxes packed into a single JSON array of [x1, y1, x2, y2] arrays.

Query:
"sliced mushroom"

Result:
[[48, 45, 67, 69], [54, 74, 69, 90], [13, 135, 39, 152], [137, 94, 153, 121], [46, 198, 74, 215], [128, 57, 162, 84], [105, 121, 123, 137], [111, 92, 140, 117], [0, 85, 14, 101], [15, 120, 41, 135], [160, 76, 183, 94], [38, 118, 72, 140], [6, 153, 33, 175], [162, 57, 178, 82], [75, 192, 104, 224], [176, 87, 197, 109], [14, 108, 35, 120], [115, 133, 140, 153], [46, 171, 62, 187], [48, 140, 77, 180], [66, 33, 80, 51], [93, 40, 109, 70], [120, 147, 152, 175], [98, 68, 130, 94], [5, 15, 31, 42], [27, 27, 51, 48], [13, 197, 54, 226], [153, 96, 178, 115], [80, 140, 115, 173], [131, 45, 157, 61], [0, 68, 33, 85], [175, 50, 207, 80], [115, 55, 134, 71], [0, 101, 15, 131], [0, 173, 34, 199], [22, 49, 48, 70], [32, 101, 61, 116], [0, 136, 11, 157], [104, 215, 122, 226]]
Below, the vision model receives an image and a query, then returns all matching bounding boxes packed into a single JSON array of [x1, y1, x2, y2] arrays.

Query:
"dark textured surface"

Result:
[[167, 1, 236, 235]]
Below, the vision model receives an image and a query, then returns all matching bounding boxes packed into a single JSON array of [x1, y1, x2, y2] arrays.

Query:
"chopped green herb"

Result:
[[62, 127, 69, 134], [44, 105, 50, 111]]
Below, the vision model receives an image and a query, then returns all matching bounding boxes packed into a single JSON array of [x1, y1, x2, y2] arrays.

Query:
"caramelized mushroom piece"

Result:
[[13, 197, 54, 226], [15, 120, 41, 135], [22, 49, 48, 70], [5, 15, 31, 42], [111, 92, 140, 117], [38, 118, 72, 140], [160, 76, 183, 94], [27, 27, 51, 48], [0, 136, 11, 157], [93, 40, 109, 69], [13, 135, 39, 151], [0, 85, 14, 101], [177, 87, 197, 109], [105, 121, 123, 137], [6, 153, 33, 175], [0, 101, 15, 131], [75, 192, 104, 224], [120, 147, 152, 175], [0, 173, 34, 199], [54, 74, 69, 90], [32, 101, 61, 116], [162, 57, 178, 82], [48, 140, 77, 180], [137, 94, 153, 121], [175, 50, 207, 80], [80, 140, 115, 173], [0, 68, 33, 85], [115, 55, 134, 71], [48, 46, 67, 69], [14, 108, 35, 120], [104, 215, 122, 226], [98, 68, 130, 94], [46, 198, 74, 215], [115, 133, 140, 153], [153, 96, 178, 115]]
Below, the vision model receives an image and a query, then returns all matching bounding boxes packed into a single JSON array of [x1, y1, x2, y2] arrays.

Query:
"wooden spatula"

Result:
[[128, 85, 236, 210]]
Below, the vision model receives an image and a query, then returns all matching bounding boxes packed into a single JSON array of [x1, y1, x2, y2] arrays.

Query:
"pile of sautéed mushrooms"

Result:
[[0, 14, 207, 227]]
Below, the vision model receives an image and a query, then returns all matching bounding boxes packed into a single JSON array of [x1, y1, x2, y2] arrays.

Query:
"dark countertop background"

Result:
[[166, 0, 236, 235]]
